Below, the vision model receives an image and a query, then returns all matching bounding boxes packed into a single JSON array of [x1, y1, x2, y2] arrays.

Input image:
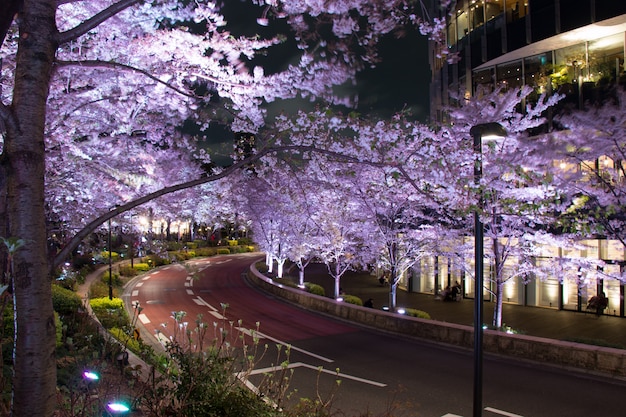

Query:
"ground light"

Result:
[[106, 401, 131, 415], [470, 122, 507, 417], [82, 370, 100, 381]]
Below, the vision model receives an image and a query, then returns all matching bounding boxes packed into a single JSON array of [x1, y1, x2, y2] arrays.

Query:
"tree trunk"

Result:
[[492, 237, 503, 329], [298, 267, 305, 287], [6, 1, 58, 415]]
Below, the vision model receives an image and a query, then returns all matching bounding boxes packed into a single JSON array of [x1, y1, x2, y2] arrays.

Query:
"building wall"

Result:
[[410, 237, 626, 316], [430, 1, 626, 120]]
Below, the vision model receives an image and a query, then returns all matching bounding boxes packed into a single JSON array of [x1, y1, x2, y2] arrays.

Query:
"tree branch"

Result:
[[56, 0, 143, 45], [55, 59, 197, 98]]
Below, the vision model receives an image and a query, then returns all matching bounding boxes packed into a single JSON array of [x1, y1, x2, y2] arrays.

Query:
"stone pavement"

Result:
[[297, 262, 626, 350]]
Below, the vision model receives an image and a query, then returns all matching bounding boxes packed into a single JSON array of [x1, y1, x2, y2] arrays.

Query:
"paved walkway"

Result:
[[297, 263, 626, 349]]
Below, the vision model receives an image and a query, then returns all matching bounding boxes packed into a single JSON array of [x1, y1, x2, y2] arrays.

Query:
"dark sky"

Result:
[[200, 2, 431, 165]]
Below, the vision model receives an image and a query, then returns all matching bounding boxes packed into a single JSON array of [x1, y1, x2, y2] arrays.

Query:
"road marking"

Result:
[[247, 362, 386, 387], [186, 289, 194, 295], [236, 327, 333, 363], [132, 290, 139, 297], [485, 407, 523, 417], [155, 331, 169, 347], [138, 314, 150, 324], [135, 282, 144, 287], [209, 311, 225, 320], [195, 296, 218, 311], [184, 281, 191, 287], [142, 276, 151, 281]]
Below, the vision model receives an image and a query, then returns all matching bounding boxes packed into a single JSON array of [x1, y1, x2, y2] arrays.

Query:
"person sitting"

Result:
[[587, 292, 608, 316], [449, 283, 461, 301]]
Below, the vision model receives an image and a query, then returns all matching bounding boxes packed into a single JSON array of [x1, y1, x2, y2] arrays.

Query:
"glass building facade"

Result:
[[427, 1, 626, 315]]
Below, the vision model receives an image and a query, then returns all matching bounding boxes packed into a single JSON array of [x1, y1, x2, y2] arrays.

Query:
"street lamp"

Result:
[[108, 216, 113, 300], [470, 122, 506, 417]]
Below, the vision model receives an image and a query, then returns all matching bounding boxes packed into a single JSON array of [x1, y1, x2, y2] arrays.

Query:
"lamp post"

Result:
[[108, 216, 113, 300], [469, 122, 506, 417]]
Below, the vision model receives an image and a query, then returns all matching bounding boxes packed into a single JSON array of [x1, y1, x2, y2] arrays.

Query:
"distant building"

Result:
[[421, 1, 626, 316]]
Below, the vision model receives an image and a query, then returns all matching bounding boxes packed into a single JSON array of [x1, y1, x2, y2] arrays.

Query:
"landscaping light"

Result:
[[82, 371, 99, 381], [106, 401, 130, 414]]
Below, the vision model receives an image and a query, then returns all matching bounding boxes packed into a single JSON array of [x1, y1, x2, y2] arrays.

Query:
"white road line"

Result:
[[209, 311, 225, 320], [132, 290, 139, 297], [184, 282, 191, 287], [135, 282, 144, 287], [195, 296, 217, 311], [138, 314, 150, 324], [186, 289, 194, 295], [248, 362, 386, 387], [236, 328, 333, 363], [485, 407, 523, 417], [154, 332, 169, 347], [142, 276, 151, 281]]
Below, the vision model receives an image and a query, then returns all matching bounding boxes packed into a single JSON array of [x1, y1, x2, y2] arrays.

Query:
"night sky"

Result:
[[199, 2, 431, 165]]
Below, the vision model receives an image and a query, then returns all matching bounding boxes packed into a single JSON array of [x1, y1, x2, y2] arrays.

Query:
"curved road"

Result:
[[124, 254, 626, 417]]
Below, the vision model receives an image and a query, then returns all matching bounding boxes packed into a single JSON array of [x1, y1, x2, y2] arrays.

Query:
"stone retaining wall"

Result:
[[248, 264, 626, 378]]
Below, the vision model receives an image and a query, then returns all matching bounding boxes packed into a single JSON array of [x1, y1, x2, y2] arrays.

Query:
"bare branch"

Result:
[[56, 0, 143, 45], [55, 59, 197, 98]]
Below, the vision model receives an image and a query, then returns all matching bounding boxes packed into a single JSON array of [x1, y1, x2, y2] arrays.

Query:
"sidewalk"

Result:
[[298, 262, 626, 349]]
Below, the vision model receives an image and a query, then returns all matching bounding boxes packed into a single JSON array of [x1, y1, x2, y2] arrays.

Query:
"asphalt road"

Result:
[[125, 254, 626, 417]]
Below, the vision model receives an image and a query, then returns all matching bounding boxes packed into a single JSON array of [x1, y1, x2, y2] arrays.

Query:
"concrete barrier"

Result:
[[248, 263, 626, 378]]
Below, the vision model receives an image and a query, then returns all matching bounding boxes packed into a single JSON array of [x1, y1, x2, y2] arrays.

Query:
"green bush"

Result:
[[89, 279, 112, 299], [89, 297, 129, 329], [217, 248, 231, 255], [55, 312, 63, 348], [133, 262, 151, 272], [118, 264, 139, 277], [101, 250, 119, 261], [51, 284, 83, 315], [195, 247, 217, 257], [147, 254, 171, 267], [404, 308, 431, 319], [227, 239, 238, 246], [101, 270, 121, 287], [342, 295, 363, 306], [110, 327, 142, 355], [304, 282, 325, 297]]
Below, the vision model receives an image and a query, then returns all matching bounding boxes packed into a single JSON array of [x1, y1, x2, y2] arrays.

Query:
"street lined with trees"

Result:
[[1, 1, 626, 415]]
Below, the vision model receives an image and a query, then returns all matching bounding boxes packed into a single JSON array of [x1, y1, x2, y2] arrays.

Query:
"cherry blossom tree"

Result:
[[1, 1, 437, 414]]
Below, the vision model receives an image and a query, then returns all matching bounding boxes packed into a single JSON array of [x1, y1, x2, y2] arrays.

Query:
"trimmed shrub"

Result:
[[227, 239, 238, 246], [51, 284, 83, 315], [101, 250, 120, 261], [404, 308, 431, 319], [133, 262, 151, 272], [342, 295, 363, 306], [217, 248, 231, 255], [89, 297, 129, 329], [304, 282, 325, 297]]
